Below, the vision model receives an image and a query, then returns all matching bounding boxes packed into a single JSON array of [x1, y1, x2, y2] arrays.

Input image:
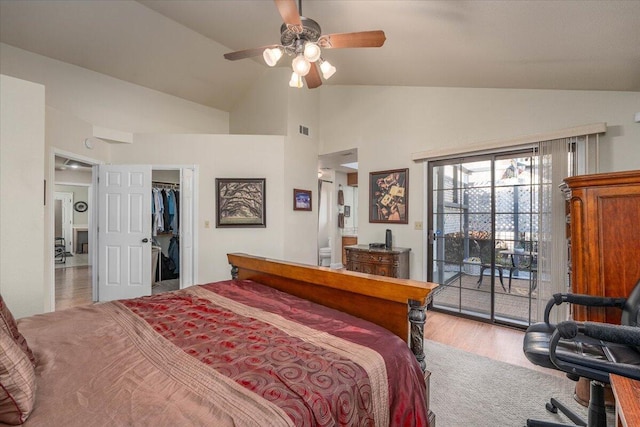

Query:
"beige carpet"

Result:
[[425, 340, 614, 427]]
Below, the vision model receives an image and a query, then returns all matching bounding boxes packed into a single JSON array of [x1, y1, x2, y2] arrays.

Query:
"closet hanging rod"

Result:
[[152, 180, 179, 189]]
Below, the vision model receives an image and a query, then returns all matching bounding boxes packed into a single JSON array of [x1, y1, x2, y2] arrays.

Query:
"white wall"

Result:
[[55, 169, 92, 185], [1, 44, 230, 134], [282, 86, 320, 264], [229, 68, 289, 135], [110, 134, 290, 283], [0, 75, 45, 318], [231, 70, 321, 265], [54, 185, 89, 226], [318, 86, 640, 280]]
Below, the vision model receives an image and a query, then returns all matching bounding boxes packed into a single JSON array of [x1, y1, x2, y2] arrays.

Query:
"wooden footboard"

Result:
[[228, 253, 438, 426], [227, 253, 438, 370]]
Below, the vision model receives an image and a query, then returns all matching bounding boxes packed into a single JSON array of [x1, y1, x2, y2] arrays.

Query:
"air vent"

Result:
[[299, 125, 309, 136]]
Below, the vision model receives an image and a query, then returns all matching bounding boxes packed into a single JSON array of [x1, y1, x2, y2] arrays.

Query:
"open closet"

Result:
[[151, 170, 180, 289]]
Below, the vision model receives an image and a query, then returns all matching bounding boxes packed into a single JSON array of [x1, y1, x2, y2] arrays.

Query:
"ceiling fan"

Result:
[[223, 0, 386, 89]]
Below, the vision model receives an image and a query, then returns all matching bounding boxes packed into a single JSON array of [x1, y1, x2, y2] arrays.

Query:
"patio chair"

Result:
[[475, 246, 509, 292]]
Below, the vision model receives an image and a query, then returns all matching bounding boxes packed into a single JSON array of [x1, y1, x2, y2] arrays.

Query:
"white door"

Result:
[[97, 165, 152, 301], [54, 192, 73, 253], [180, 168, 195, 287]]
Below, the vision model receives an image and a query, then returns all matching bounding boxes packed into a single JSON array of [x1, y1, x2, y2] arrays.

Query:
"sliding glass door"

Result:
[[428, 150, 540, 327]]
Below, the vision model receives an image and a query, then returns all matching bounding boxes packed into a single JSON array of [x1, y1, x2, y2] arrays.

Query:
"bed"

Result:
[[1, 253, 438, 426]]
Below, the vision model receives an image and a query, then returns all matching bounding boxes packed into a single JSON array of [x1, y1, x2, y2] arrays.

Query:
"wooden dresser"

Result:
[[562, 170, 640, 323], [341, 235, 358, 265], [345, 245, 410, 279]]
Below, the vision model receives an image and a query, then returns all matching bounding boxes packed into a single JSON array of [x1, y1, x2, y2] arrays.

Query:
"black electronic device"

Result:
[[369, 243, 386, 249]]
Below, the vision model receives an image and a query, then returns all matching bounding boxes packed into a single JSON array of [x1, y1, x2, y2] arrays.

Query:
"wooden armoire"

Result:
[[562, 170, 640, 323]]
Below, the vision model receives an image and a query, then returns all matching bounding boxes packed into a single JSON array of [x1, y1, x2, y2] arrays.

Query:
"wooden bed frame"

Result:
[[228, 253, 439, 425]]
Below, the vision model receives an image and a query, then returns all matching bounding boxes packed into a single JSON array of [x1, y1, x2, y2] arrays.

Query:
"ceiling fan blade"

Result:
[[224, 45, 279, 61], [274, 0, 301, 28], [318, 30, 386, 49], [305, 62, 322, 89]]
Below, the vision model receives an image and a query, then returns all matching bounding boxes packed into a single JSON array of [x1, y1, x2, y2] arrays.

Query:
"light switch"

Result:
[[204, 220, 210, 229]]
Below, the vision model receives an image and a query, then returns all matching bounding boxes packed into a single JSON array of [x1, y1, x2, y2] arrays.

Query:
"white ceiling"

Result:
[[1, 0, 639, 113]]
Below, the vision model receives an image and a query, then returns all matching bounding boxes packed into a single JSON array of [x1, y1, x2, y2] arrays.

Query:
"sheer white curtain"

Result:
[[534, 134, 600, 323]]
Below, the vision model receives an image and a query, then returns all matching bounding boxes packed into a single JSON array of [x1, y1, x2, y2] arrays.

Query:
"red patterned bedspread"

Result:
[[19, 279, 427, 427]]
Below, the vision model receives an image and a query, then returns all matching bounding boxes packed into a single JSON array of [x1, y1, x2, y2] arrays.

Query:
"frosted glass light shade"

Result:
[[289, 72, 304, 88], [263, 48, 283, 67], [292, 55, 311, 76], [320, 60, 336, 79], [303, 43, 321, 62]]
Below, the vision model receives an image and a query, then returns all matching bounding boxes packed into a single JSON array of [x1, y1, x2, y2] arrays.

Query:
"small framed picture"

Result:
[[293, 188, 312, 211], [216, 178, 266, 228], [369, 168, 408, 224], [344, 205, 351, 217]]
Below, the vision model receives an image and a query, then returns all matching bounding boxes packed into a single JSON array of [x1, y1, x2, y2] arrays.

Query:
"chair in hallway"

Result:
[[523, 279, 640, 427], [54, 237, 66, 264]]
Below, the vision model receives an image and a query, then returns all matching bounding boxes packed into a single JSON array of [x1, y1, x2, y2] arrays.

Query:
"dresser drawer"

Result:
[[345, 246, 410, 279], [375, 264, 394, 277], [349, 251, 394, 264]]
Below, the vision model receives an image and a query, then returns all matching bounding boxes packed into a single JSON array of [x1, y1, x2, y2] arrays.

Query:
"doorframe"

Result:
[[53, 191, 73, 253], [48, 148, 102, 311], [425, 148, 539, 327], [151, 164, 199, 290]]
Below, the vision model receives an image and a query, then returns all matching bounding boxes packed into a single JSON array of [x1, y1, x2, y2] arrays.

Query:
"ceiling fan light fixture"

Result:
[[289, 72, 304, 88], [292, 54, 311, 76], [320, 59, 336, 80], [303, 42, 321, 62], [263, 47, 283, 67]]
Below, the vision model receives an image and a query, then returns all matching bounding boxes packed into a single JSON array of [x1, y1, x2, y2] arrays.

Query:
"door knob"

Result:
[[142, 238, 149, 243]]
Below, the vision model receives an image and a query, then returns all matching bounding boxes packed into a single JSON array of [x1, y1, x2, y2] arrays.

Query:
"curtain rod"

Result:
[[411, 122, 606, 162]]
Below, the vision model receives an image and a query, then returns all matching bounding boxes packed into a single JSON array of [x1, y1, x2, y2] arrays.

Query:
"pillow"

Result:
[[0, 328, 37, 425], [0, 294, 36, 366]]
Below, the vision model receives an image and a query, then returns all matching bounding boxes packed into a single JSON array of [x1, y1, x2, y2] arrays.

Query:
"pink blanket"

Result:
[[18, 279, 427, 426]]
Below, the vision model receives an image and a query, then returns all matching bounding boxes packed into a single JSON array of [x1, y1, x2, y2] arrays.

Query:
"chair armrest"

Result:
[[543, 293, 627, 324], [556, 321, 640, 347], [548, 321, 640, 383]]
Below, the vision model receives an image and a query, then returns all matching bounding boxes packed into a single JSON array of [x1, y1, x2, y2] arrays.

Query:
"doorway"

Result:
[[52, 154, 96, 310], [94, 164, 197, 302], [317, 149, 358, 267], [427, 149, 540, 328]]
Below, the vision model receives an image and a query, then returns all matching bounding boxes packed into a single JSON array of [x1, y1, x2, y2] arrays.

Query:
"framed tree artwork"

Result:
[[216, 178, 266, 228], [369, 168, 408, 224], [293, 188, 312, 211]]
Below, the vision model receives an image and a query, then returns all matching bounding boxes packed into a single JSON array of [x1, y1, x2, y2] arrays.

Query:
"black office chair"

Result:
[[523, 279, 640, 427]]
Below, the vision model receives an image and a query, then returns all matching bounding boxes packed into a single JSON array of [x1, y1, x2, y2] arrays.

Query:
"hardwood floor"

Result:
[[425, 309, 563, 378], [54, 266, 179, 310], [54, 267, 558, 377], [55, 266, 92, 311]]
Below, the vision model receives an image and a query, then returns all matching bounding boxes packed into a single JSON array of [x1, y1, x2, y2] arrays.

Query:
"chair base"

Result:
[[526, 380, 606, 427]]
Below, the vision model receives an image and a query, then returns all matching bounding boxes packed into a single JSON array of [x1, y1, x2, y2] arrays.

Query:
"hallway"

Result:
[[55, 265, 92, 311]]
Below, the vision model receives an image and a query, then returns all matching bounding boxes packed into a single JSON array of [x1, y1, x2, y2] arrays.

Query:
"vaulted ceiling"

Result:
[[1, 0, 639, 112]]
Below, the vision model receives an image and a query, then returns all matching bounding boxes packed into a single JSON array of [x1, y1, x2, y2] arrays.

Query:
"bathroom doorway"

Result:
[[317, 149, 358, 267]]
